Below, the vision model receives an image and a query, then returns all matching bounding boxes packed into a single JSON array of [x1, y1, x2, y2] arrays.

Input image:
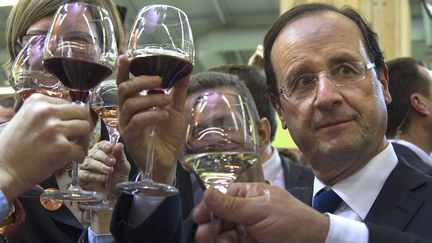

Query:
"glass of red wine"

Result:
[[116, 5, 194, 196], [42, 2, 118, 202], [8, 35, 68, 198]]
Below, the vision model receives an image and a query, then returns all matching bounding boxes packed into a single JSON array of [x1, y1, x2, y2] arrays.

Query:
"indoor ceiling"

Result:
[[0, 0, 280, 88], [0, 0, 431, 91]]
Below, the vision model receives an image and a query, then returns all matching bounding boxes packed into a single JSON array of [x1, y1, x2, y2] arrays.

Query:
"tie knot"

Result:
[[312, 189, 342, 214]]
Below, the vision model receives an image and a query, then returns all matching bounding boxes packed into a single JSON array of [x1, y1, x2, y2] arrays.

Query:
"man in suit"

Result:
[[385, 57, 432, 174], [111, 62, 313, 242], [209, 64, 313, 189], [193, 3, 432, 243]]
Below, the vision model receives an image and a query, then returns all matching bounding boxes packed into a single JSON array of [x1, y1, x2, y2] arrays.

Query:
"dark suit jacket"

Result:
[[112, 152, 314, 243], [392, 142, 432, 175], [279, 153, 314, 189], [292, 157, 432, 243]]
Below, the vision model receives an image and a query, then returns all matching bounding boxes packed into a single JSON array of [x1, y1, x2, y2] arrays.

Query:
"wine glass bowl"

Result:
[[116, 4, 194, 196], [9, 35, 67, 100], [41, 2, 118, 202], [43, 2, 117, 102], [127, 5, 194, 91], [182, 92, 258, 192]]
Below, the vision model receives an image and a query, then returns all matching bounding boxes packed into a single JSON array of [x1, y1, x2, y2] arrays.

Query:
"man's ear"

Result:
[[270, 95, 288, 129], [410, 93, 430, 116], [257, 118, 271, 153], [378, 64, 392, 105]]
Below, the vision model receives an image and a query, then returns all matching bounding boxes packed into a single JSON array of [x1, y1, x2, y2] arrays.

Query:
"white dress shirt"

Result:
[[262, 148, 286, 189], [314, 143, 399, 243]]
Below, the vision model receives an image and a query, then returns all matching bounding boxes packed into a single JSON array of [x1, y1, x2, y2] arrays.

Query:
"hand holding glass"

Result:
[[116, 4, 194, 196]]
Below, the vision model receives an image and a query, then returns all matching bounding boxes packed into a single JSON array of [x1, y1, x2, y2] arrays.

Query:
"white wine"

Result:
[[94, 105, 118, 127], [182, 151, 257, 190]]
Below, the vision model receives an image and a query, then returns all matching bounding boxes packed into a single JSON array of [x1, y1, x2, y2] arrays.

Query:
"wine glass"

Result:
[[81, 79, 119, 211], [116, 5, 194, 196], [9, 35, 68, 198], [182, 91, 258, 241], [42, 2, 118, 202], [9, 35, 67, 100]]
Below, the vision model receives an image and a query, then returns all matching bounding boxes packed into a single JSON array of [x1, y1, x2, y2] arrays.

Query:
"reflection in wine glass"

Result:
[[182, 91, 258, 241], [42, 2, 117, 202], [116, 4, 194, 196], [9, 35, 68, 101]]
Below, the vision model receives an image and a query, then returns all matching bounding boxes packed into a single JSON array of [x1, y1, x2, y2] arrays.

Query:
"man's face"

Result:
[[185, 87, 247, 151], [270, 12, 391, 181]]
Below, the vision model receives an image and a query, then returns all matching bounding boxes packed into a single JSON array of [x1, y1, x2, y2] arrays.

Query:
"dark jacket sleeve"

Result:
[[110, 192, 182, 243]]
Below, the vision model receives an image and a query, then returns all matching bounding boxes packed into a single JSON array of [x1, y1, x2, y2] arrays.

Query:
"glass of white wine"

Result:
[[182, 91, 258, 240]]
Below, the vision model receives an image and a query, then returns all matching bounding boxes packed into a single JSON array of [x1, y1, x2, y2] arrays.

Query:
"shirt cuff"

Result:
[[325, 214, 369, 243], [0, 189, 9, 220], [87, 227, 113, 243]]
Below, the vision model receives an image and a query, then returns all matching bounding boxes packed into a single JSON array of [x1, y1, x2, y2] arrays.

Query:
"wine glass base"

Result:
[[116, 181, 178, 197], [80, 202, 113, 211], [41, 189, 105, 202]]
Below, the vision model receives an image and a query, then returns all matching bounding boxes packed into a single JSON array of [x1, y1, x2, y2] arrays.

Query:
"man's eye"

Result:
[[293, 75, 315, 89], [334, 63, 362, 76]]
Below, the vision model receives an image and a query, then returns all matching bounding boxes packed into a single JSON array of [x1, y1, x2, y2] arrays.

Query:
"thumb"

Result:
[[203, 187, 263, 226], [113, 143, 130, 176]]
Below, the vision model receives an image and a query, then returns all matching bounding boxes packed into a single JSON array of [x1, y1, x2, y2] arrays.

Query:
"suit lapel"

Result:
[[289, 186, 313, 206], [365, 157, 429, 231], [281, 155, 301, 189]]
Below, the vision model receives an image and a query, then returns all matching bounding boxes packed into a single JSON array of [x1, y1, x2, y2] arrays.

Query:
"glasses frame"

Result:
[[278, 62, 376, 101]]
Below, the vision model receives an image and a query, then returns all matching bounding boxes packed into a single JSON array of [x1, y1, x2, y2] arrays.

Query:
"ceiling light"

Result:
[[0, 0, 18, 7]]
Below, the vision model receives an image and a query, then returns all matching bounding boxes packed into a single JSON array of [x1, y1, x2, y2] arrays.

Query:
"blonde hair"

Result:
[[4, 0, 124, 69]]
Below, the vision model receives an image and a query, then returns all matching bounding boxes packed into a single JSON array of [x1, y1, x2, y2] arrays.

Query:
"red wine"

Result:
[[18, 88, 68, 100], [44, 58, 112, 91], [130, 51, 193, 89]]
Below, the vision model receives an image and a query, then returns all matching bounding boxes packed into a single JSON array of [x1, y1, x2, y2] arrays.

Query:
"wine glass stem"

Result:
[[143, 125, 156, 181], [103, 126, 120, 205], [69, 161, 80, 190], [211, 213, 221, 243]]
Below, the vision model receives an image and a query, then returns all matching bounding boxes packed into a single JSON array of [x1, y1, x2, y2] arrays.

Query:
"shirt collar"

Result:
[[313, 143, 398, 220], [389, 139, 432, 166], [262, 148, 282, 183]]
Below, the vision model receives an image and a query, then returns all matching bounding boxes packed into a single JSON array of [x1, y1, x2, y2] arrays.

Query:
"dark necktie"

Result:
[[312, 189, 342, 213]]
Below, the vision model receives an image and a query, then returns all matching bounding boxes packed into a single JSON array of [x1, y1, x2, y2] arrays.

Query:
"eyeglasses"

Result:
[[15, 32, 97, 53], [279, 61, 376, 101], [15, 33, 47, 53]]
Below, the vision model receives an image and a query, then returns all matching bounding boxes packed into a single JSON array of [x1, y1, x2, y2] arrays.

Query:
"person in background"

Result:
[[4, 0, 129, 242], [193, 3, 432, 243], [386, 57, 432, 174], [0, 94, 91, 242], [111, 70, 264, 243], [209, 64, 313, 189], [247, 44, 309, 166], [0, 96, 15, 125]]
